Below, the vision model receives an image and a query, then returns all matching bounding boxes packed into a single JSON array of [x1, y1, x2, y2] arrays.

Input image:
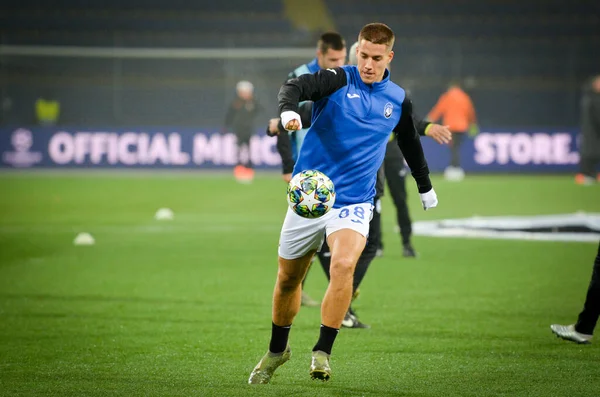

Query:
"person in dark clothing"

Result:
[[380, 127, 453, 259], [380, 136, 416, 257], [224, 80, 263, 183], [551, 241, 600, 344], [575, 75, 600, 185], [380, 125, 451, 258]]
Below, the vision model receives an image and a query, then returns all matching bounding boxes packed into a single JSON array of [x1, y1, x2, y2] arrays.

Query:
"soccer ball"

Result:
[[287, 170, 336, 218]]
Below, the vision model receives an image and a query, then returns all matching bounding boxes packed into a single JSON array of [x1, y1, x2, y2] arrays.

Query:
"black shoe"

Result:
[[342, 309, 370, 329], [402, 243, 417, 258]]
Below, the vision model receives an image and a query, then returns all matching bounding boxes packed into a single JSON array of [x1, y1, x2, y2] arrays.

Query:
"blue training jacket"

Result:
[[278, 65, 431, 208]]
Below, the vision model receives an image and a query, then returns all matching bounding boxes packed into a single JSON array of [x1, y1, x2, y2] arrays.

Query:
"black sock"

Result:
[[312, 324, 339, 355], [269, 322, 291, 354]]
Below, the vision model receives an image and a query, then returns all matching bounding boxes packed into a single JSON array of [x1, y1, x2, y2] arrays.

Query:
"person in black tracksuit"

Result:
[[269, 103, 434, 327], [380, 136, 417, 258], [577, 75, 600, 184]]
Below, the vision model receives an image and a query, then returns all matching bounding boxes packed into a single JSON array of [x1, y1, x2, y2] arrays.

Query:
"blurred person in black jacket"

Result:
[[225, 80, 263, 183], [575, 75, 600, 185]]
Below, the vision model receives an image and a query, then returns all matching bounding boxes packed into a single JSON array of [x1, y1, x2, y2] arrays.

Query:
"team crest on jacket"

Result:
[[384, 102, 393, 118]]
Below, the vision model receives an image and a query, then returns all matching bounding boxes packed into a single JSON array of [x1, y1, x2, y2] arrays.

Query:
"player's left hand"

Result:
[[267, 118, 281, 136], [419, 188, 438, 210], [426, 124, 452, 145], [468, 123, 480, 137]]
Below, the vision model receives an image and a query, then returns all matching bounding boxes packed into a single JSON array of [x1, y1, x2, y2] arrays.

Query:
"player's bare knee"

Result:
[[276, 259, 307, 291], [276, 269, 304, 292], [275, 252, 314, 292], [329, 257, 356, 280]]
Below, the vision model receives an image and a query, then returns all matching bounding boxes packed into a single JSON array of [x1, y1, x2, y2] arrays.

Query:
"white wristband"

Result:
[[280, 111, 302, 131]]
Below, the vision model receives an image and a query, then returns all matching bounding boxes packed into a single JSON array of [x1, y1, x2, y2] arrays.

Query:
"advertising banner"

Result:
[[0, 127, 583, 172]]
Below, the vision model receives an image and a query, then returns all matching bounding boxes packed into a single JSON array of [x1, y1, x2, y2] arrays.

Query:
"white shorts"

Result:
[[278, 202, 374, 260]]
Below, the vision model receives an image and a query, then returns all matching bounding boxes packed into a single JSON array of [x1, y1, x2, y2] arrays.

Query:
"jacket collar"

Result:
[[307, 58, 320, 74], [356, 67, 390, 92]]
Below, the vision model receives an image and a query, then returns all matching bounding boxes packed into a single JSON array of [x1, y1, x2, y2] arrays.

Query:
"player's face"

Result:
[[317, 48, 347, 69], [356, 39, 393, 84]]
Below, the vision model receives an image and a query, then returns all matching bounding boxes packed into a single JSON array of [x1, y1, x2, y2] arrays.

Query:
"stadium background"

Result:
[[1, 1, 600, 396]]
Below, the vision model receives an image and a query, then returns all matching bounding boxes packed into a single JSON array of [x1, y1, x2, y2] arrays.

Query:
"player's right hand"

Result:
[[280, 111, 302, 131], [419, 188, 438, 211], [427, 124, 452, 145], [282, 173, 292, 183], [469, 123, 480, 137]]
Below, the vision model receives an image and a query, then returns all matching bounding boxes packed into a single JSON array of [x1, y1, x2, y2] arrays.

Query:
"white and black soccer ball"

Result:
[[287, 170, 336, 219]]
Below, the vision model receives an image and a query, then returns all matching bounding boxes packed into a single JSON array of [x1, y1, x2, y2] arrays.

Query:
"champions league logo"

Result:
[[2, 129, 43, 167], [384, 102, 393, 119]]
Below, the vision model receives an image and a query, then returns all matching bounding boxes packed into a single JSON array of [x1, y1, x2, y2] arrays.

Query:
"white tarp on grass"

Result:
[[411, 212, 600, 243]]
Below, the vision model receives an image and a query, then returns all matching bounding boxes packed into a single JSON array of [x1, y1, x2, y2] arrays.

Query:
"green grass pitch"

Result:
[[0, 172, 599, 396]]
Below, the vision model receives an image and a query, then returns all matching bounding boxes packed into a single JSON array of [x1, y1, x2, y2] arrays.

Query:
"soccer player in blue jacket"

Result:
[[268, 102, 449, 329], [249, 23, 438, 384]]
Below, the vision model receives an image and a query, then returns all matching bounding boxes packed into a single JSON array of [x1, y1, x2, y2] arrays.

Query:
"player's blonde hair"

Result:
[[358, 23, 395, 50]]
